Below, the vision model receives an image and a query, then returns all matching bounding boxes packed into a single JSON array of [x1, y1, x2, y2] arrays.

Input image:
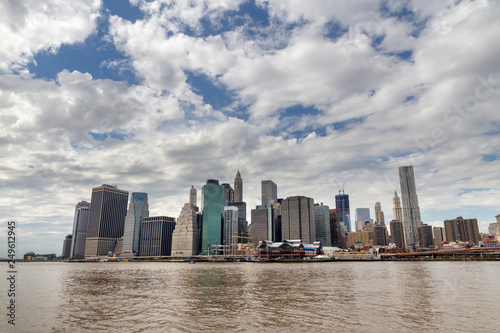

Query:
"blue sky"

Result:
[[1, 0, 499, 257]]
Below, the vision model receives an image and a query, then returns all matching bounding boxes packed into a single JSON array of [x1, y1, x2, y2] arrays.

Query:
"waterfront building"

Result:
[[374, 202, 382, 224], [139, 216, 176, 256], [70, 201, 90, 258], [444, 217, 480, 245], [399, 166, 422, 246], [373, 224, 388, 247], [250, 205, 272, 245], [281, 196, 316, 243], [234, 170, 243, 203], [62, 235, 72, 259], [347, 229, 374, 248], [85, 184, 129, 257], [315, 203, 331, 247], [122, 192, 149, 256], [201, 179, 225, 255], [335, 193, 351, 232], [261, 180, 278, 205], [488, 223, 497, 236], [330, 209, 346, 248], [228, 201, 247, 243], [433, 227, 446, 247], [392, 191, 403, 223], [390, 220, 405, 248], [418, 224, 434, 248], [221, 183, 234, 206], [224, 206, 239, 254], [171, 201, 201, 256]]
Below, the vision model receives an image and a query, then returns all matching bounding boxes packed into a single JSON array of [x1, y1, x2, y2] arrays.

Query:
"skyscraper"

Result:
[[399, 166, 422, 246], [261, 180, 278, 205], [224, 206, 239, 253], [190, 186, 198, 209], [433, 227, 446, 247], [172, 202, 201, 256], [392, 191, 403, 223], [122, 192, 149, 256], [418, 224, 434, 247], [335, 193, 351, 233], [228, 201, 247, 243], [374, 202, 382, 224], [390, 220, 405, 248], [201, 179, 225, 255], [62, 235, 72, 259], [250, 205, 273, 244], [85, 184, 129, 257], [281, 196, 316, 243], [234, 170, 243, 203], [70, 201, 90, 258], [221, 183, 234, 206], [355, 208, 370, 225], [373, 224, 388, 246], [315, 203, 331, 247], [444, 217, 480, 245], [378, 211, 385, 224], [138, 216, 176, 256]]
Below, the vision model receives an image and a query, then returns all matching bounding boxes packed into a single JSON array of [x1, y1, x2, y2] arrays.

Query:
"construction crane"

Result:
[[335, 180, 346, 194]]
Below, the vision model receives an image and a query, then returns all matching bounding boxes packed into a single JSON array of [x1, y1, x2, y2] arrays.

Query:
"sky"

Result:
[[1, 0, 499, 257]]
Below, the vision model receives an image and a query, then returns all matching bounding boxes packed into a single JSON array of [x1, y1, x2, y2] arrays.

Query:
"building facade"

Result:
[[399, 166, 422, 246], [139, 216, 176, 256], [373, 224, 388, 247], [70, 201, 90, 258], [355, 208, 370, 228], [444, 217, 480, 245], [261, 180, 278, 205], [85, 184, 129, 257], [281, 196, 316, 243], [392, 191, 403, 223], [171, 203, 201, 256], [62, 235, 72, 259], [228, 201, 247, 243], [418, 224, 434, 248], [224, 206, 239, 253], [234, 170, 243, 203], [201, 179, 225, 255], [122, 192, 149, 256], [221, 183, 234, 206], [390, 220, 405, 248], [250, 206, 271, 245], [433, 227, 446, 247], [314, 203, 331, 247], [335, 194, 351, 232], [374, 202, 382, 224]]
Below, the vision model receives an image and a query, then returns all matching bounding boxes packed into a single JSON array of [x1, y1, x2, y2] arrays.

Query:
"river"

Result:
[[1, 261, 499, 332]]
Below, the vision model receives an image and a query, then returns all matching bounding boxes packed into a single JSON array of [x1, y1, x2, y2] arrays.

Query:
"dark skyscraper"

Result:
[[70, 200, 90, 258], [281, 196, 316, 243], [418, 224, 434, 247], [335, 193, 351, 233], [261, 180, 277, 205], [234, 170, 243, 203], [399, 166, 422, 246], [390, 220, 405, 248], [84, 184, 129, 257], [139, 216, 176, 256]]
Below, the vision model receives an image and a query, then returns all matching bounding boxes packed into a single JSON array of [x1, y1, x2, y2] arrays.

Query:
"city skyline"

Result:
[[1, 1, 499, 257]]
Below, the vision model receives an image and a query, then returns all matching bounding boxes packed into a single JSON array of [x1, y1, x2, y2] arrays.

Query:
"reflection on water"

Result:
[[3, 261, 499, 332]]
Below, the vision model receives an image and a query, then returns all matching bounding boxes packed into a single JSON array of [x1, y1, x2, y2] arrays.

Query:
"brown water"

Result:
[[2, 261, 499, 332]]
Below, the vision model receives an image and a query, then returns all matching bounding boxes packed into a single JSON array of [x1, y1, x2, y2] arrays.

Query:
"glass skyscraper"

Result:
[[201, 179, 225, 255], [122, 192, 149, 256], [261, 180, 277, 205], [335, 194, 351, 233]]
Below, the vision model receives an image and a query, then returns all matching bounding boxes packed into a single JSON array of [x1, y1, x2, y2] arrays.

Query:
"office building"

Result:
[[335, 193, 351, 232], [221, 183, 234, 206], [228, 201, 247, 243], [224, 206, 239, 253], [250, 205, 272, 245], [315, 203, 331, 246], [172, 201, 201, 257], [70, 201, 90, 258], [373, 224, 388, 246], [378, 211, 385, 225], [261, 180, 278, 205], [122, 192, 149, 256], [392, 191, 403, 223], [355, 208, 370, 225], [281, 196, 316, 243], [347, 229, 374, 248], [85, 184, 129, 257], [444, 217, 480, 245], [62, 235, 72, 259], [433, 227, 446, 247], [201, 179, 225, 255], [418, 224, 434, 248], [390, 220, 405, 248], [374, 202, 382, 224], [190, 186, 198, 210], [139, 216, 176, 256], [399, 166, 422, 246], [234, 170, 243, 203], [330, 209, 346, 248]]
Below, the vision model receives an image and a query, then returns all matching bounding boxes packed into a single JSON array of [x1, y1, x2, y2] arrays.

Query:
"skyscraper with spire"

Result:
[[234, 170, 243, 202], [392, 191, 403, 223], [399, 166, 422, 246]]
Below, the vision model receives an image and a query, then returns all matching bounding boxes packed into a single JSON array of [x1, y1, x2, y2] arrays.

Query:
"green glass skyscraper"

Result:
[[201, 179, 225, 255]]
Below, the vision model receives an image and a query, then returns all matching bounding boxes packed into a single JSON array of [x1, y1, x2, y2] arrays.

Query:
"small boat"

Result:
[[189, 260, 195, 264]]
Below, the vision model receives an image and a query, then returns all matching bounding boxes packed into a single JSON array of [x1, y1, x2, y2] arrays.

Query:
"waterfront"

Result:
[[1, 261, 499, 332]]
